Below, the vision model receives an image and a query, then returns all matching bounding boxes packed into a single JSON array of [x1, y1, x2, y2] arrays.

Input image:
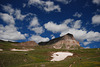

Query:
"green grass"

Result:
[[0, 41, 18, 51], [0, 41, 35, 51], [0, 48, 100, 67]]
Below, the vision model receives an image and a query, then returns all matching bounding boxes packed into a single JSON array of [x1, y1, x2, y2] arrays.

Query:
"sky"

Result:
[[0, 0, 100, 48]]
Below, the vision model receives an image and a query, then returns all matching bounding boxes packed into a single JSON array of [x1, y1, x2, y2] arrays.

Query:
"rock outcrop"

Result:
[[39, 33, 80, 49]]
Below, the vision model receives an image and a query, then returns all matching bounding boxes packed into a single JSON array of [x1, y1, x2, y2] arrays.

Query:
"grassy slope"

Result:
[[0, 41, 19, 51], [0, 41, 36, 50], [0, 46, 100, 67]]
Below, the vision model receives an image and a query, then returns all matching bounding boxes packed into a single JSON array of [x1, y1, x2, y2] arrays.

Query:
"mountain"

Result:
[[0, 40, 19, 50], [13, 41, 38, 47], [0, 40, 38, 50], [0, 33, 81, 50], [39, 33, 81, 49]]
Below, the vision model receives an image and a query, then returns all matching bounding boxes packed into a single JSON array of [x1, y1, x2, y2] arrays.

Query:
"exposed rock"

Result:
[[39, 33, 80, 49]]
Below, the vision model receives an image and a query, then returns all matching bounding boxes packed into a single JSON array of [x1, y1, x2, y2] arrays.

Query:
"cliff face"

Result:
[[53, 33, 80, 49], [39, 33, 80, 49]]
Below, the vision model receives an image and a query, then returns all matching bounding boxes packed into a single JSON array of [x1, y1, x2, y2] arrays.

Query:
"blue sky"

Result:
[[0, 0, 100, 48]]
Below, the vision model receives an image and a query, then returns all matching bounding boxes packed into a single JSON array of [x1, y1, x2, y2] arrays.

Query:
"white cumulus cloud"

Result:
[[1, 4, 31, 21], [86, 31, 100, 42], [23, 3, 26, 8], [44, 1, 61, 12], [1, 4, 14, 15], [29, 35, 49, 43], [29, 16, 40, 27], [14, 9, 27, 21], [0, 24, 26, 41], [0, 13, 15, 24], [92, 0, 100, 5], [0, 12, 27, 41], [55, 0, 72, 4], [63, 19, 74, 24], [44, 21, 68, 33], [92, 15, 100, 24], [83, 42, 91, 46], [73, 12, 82, 18], [28, 0, 61, 12], [44, 19, 81, 33], [72, 20, 82, 29], [29, 16, 44, 34], [31, 27, 44, 34]]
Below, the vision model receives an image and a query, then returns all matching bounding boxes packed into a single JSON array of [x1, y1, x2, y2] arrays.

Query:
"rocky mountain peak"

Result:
[[62, 33, 75, 40], [39, 33, 80, 49]]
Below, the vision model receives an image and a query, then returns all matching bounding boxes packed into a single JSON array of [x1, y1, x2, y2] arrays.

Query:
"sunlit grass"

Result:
[[0, 48, 100, 67]]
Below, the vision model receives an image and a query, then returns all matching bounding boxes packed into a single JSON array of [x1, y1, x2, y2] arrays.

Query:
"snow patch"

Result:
[[0, 49, 3, 51], [51, 52, 73, 61], [11, 49, 34, 51]]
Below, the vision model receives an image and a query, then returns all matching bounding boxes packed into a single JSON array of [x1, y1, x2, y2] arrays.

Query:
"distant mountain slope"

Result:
[[0, 40, 19, 50], [39, 33, 81, 49], [0, 40, 38, 50], [13, 41, 38, 47]]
